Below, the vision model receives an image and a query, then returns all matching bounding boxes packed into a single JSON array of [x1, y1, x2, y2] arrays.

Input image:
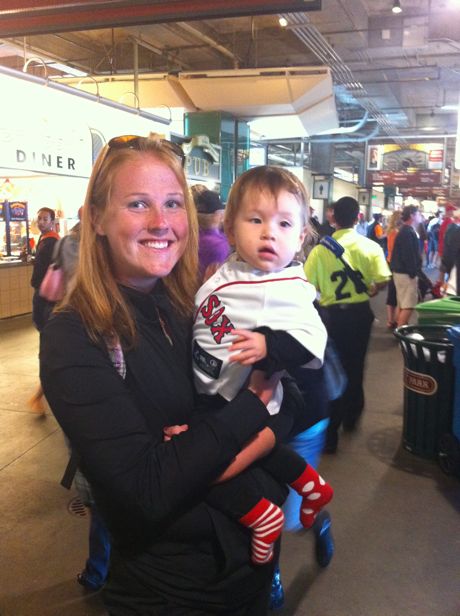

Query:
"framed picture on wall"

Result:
[[312, 177, 330, 200], [358, 189, 370, 206]]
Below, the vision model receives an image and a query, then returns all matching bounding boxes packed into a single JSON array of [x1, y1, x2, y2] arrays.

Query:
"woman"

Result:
[[385, 210, 402, 329], [40, 134, 287, 615]]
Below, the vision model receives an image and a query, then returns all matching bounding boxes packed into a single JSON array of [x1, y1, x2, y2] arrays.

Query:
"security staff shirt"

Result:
[[304, 228, 391, 307]]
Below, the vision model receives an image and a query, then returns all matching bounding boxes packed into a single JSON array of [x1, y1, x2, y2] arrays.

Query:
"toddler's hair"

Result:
[[224, 166, 309, 235]]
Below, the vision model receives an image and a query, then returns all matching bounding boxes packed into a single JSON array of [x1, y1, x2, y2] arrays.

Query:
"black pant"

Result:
[[321, 301, 374, 442]]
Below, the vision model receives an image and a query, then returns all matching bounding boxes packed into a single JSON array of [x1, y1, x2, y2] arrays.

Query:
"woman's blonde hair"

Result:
[[387, 209, 402, 234], [61, 133, 198, 345], [224, 165, 312, 254]]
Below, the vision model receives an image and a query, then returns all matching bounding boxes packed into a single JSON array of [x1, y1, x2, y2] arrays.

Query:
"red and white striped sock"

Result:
[[239, 498, 284, 565], [291, 465, 333, 529]]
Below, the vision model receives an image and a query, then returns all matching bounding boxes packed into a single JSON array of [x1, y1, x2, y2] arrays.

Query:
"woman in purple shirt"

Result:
[[195, 189, 231, 280]]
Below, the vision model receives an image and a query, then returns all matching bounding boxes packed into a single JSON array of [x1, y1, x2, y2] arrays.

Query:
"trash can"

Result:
[[439, 326, 460, 476], [416, 296, 460, 326], [394, 325, 455, 460]]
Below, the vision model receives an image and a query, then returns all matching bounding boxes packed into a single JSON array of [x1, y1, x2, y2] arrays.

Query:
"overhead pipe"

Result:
[[176, 22, 240, 69], [308, 124, 380, 143], [318, 110, 369, 135], [281, 12, 403, 141]]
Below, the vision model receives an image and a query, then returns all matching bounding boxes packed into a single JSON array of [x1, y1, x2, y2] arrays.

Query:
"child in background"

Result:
[[192, 166, 332, 565]]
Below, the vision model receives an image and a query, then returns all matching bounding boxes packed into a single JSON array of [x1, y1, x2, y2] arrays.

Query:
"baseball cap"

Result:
[[444, 201, 457, 212], [195, 190, 224, 214]]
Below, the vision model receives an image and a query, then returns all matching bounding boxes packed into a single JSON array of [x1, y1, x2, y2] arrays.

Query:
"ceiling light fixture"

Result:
[[392, 0, 402, 13], [279, 17, 288, 27]]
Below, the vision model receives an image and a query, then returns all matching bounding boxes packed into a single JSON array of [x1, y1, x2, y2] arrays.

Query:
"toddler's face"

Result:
[[227, 187, 306, 272]]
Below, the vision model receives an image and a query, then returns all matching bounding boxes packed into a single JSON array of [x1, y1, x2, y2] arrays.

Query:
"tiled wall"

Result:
[[0, 264, 34, 319]]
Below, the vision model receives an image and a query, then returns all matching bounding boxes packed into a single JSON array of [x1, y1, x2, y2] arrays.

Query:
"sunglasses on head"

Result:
[[107, 135, 185, 168]]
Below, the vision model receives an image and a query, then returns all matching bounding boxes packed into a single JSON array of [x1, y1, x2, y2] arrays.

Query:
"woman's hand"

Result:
[[229, 330, 267, 365], [163, 424, 189, 441], [247, 369, 282, 408]]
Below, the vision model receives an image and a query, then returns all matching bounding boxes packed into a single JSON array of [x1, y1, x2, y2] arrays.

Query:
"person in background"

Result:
[[385, 210, 402, 330], [438, 208, 460, 295], [367, 212, 386, 250], [438, 202, 457, 259], [40, 133, 287, 615], [390, 205, 423, 327], [27, 207, 60, 415], [417, 213, 428, 266], [30, 207, 60, 331], [355, 212, 368, 237], [426, 212, 441, 269], [305, 196, 390, 454], [192, 165, 331, 565], [194, 189, 231, 282], [318, 204, 335, 237], [308, 206, 321, 234], [48, 208, 112, 593]]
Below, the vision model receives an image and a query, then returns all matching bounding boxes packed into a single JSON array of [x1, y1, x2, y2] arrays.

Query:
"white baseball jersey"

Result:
[[193, 258, 327, 415]]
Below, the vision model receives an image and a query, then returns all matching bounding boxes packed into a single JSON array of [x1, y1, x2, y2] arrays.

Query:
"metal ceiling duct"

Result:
[[280, 11, 405, 143]]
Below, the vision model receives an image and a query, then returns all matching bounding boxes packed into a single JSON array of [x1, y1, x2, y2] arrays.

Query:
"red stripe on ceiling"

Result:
[[0, 1, 321, 37]]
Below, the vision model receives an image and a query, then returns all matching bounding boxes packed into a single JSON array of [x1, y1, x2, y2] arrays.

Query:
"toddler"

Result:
[[192, 166, 333, 564]]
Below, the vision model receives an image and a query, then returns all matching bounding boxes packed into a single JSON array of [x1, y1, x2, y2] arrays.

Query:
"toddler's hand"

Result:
[[163, 424, 189, 441], [229, 329, 267, 365]]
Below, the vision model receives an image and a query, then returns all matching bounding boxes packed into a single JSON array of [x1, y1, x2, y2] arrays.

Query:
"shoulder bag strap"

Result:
[[320, 235, 369, 295]]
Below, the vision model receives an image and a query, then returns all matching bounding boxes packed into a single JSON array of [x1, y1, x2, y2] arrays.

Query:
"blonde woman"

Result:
[[40, 134, 284, 615], [386, 210, 402, 329]]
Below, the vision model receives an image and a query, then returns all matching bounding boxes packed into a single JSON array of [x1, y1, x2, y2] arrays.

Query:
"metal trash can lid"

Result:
[[394, 324, 454, 349]]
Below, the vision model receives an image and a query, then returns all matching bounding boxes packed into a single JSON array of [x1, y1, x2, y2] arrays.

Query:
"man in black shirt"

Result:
[[390, 205, 422, 327], [30, 207, 60, 330]]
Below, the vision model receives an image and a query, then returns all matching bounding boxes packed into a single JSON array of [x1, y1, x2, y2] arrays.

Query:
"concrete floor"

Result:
[[0, 291, 459, 616]]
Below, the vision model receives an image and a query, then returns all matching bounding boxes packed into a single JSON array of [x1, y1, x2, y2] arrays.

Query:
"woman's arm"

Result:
[[40, 313, 275, 527]]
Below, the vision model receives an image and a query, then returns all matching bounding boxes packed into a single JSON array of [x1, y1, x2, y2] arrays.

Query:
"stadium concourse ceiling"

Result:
[[0, 0, 459, 145]]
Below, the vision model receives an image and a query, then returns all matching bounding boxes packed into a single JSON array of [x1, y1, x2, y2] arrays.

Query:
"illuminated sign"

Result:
[[0, 119, 92, 178], [367, 143, 444, 172]]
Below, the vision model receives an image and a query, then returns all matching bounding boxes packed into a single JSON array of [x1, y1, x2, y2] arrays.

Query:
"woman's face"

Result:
[[95, 155, 189, 293]]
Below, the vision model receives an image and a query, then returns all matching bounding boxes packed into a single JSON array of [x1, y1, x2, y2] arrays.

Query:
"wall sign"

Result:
[[312, 177, 330, 200]]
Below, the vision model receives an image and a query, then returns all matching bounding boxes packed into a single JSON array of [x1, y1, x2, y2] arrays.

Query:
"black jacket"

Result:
[[390, 224, 421, 278], [442, 224, 460, 293], [30, 233, 59, 289], [40, 284, 286, 612]]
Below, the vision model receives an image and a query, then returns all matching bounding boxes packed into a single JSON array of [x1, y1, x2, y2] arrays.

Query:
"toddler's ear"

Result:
[[297, 227, 308, 251], [225, 223, 236, 246]]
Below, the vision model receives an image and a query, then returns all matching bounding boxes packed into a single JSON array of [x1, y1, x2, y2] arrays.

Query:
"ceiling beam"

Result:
[[0, 1, 321, 37]]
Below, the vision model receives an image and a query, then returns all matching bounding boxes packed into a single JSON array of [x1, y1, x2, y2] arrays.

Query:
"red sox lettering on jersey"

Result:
[[199, 293, 235, 344]]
